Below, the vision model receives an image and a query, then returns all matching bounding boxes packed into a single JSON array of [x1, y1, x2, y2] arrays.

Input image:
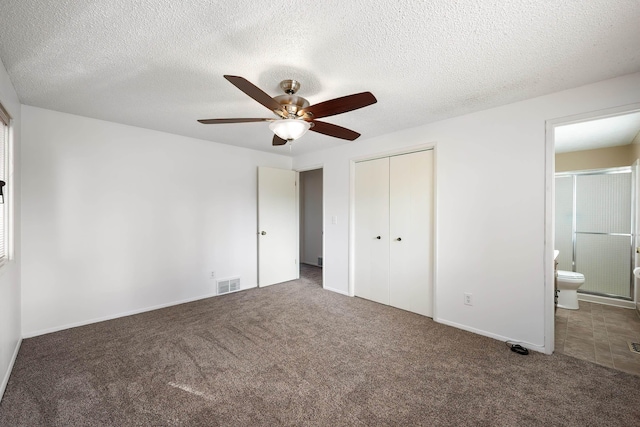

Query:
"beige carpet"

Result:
[[1, 265, 639, 426]]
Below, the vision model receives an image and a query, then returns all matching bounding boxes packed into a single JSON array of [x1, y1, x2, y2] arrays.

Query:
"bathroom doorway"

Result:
[[545, 103, 640, 374]]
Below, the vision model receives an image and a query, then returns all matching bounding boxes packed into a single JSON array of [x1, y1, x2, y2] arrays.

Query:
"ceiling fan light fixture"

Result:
[[269, 119, 311, 141], [199, 76, 377, 144]]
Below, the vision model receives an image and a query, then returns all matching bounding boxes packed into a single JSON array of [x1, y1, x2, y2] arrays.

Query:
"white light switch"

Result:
[[332, 215, 338, 225]]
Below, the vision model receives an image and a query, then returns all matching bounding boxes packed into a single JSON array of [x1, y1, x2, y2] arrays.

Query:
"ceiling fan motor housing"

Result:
[[273, 94, 310, 118]]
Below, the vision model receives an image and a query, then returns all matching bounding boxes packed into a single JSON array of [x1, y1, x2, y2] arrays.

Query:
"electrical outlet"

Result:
[[464, 293, 473, 306], [210, 271, 216, 279]]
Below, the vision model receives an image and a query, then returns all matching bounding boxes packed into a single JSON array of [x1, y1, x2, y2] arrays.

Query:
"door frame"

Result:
[[295, 164, 325, 289], [544, 102, 640, 354], [348, 142, 438, 316]]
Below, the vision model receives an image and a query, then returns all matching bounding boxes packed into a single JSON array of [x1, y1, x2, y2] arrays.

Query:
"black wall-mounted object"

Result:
[[0, 180, 5, 204]]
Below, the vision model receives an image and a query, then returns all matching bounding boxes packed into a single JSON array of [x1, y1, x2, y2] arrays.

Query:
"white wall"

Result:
[[21, 106, 291, 336], [0, 57, 22, 399], [300, 169, 323, 266], [293, 72, 640, 351]]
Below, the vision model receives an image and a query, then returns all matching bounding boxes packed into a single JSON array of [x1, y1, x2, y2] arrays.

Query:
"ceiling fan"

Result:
[[198, 75, 377, 146]]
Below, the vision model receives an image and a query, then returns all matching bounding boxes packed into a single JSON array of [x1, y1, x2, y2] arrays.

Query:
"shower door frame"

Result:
[[555, 167, 635, 301]]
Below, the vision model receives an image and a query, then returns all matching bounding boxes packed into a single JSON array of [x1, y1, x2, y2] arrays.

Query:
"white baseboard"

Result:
[[1, 338, 22, 401], [578, 293, 636, 309], [323, 286, 350, 296], [435, 317, 547, 354], [23, 286, 257, 339], [301, 262, 322, 267]]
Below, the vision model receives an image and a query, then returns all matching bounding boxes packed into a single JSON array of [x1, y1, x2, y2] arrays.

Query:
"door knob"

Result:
[[376, 236, 381, 239], [261, 231, 267, 235], [396, 237, 402, 241]]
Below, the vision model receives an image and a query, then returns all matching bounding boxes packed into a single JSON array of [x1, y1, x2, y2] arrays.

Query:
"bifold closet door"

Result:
[[354, 150, 434, 316], [389, 151, 433, 317], [354, 157, 390, 305]]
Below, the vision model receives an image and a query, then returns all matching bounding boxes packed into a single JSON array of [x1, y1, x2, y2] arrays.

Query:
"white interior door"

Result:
[[354, 157, 390, 304], [389, 151, 434, 316], [258, 167, 298, 287]]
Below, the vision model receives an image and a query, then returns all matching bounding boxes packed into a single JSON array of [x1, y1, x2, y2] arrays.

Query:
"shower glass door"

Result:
[[555, 176, 574, 272], [555, 168, 634, 300]]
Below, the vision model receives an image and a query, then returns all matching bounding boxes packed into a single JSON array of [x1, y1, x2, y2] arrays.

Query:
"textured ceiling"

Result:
[[0, 1, 639, 156], [555, 111, 640, 153]]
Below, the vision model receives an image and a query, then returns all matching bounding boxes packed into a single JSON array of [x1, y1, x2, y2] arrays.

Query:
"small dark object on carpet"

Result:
[[510, 344, 529, 355]]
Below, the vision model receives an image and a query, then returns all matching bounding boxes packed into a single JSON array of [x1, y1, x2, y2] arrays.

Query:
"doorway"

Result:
[[299, 168, 323, 287], [545, 103, 640, 373]]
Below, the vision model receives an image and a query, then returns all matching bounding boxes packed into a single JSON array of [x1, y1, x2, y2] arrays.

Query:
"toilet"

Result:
[[556, 270, 585, 310]]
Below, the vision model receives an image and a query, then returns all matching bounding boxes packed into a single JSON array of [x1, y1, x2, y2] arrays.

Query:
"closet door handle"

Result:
[[396, 237, 402, 241], [376, 236, 381, 239]]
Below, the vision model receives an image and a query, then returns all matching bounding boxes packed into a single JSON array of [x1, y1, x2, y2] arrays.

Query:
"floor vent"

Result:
[[217, 277, 240, 295], [628, 342, 640, 355]]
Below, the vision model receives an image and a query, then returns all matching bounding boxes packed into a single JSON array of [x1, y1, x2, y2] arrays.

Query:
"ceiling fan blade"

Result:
[[272, 134, 287, 146], [301, 92, 377, 119], [224, 75, 283, 113], [310, 120, 361, 141], [197, 118, 272, 124]]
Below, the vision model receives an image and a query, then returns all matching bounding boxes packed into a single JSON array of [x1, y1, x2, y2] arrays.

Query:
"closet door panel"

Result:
[[354, 157, 390, 305], [389, 151, 433, 317]]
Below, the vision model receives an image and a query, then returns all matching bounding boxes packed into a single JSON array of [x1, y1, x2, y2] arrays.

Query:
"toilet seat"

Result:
[[557, 270, 584, 284]]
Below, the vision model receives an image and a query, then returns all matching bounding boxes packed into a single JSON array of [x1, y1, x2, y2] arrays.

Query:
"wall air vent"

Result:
[[217, 277, 241, 295]]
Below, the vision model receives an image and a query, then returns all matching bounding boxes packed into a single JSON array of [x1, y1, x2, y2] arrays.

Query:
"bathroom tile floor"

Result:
[[555, 301, 640, 376]]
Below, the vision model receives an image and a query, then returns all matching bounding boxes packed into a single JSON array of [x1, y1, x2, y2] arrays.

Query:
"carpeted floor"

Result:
[[1, 265, 639, 426]]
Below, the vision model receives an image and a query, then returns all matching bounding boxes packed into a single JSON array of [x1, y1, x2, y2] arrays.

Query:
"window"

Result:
[[0, 102, 10, 266]]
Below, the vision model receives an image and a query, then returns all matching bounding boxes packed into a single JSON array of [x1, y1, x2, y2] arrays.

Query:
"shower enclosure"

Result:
[[555, 167, 635, 300]]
